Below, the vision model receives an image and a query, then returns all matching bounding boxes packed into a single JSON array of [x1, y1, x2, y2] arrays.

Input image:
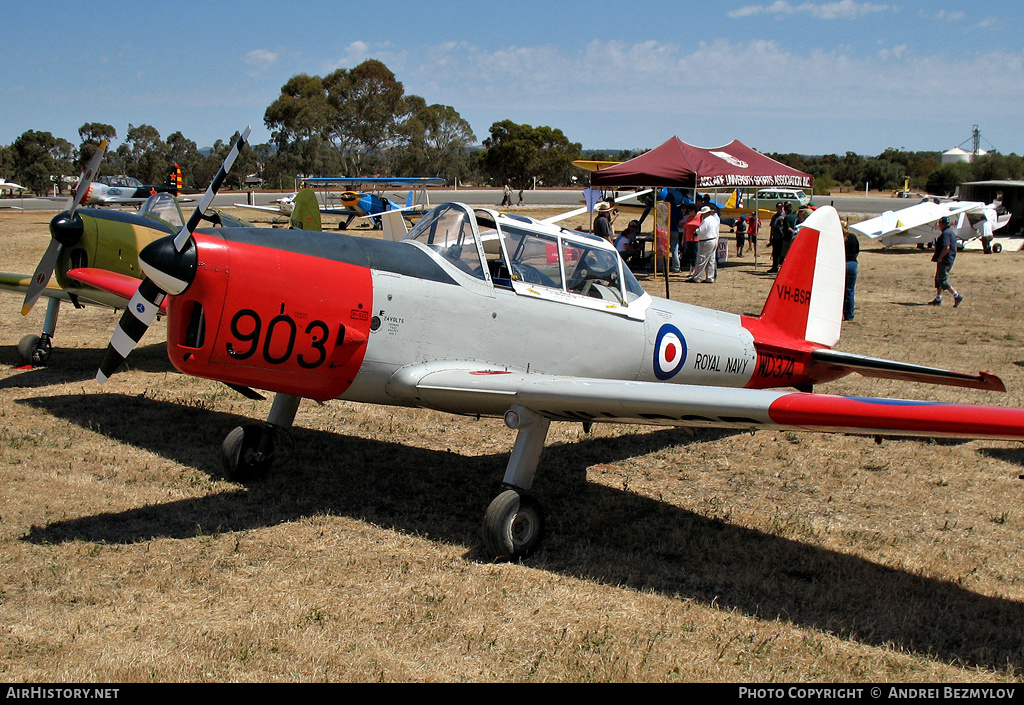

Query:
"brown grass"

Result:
[[1, 206, 1023, 682]]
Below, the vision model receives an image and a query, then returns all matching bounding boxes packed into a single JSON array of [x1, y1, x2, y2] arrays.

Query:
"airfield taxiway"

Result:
[[0, 189, 901, 217]]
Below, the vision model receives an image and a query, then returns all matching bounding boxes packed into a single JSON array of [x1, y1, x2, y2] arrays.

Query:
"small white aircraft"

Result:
[[848, 200, 1010, 249], [0, 179, 28, 210], [65, 129, 1024, 561], [233, 192, 301, 217], [0, 178, 27, 194]]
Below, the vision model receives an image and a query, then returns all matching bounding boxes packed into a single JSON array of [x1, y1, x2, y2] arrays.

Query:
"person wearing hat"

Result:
[[689, 204, 720, 283], [929, 216, 964, 306], [593, 201, 616, 243]]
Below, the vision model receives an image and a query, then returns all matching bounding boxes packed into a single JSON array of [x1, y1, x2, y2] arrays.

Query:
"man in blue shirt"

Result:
[[929, 217, 964, 307]]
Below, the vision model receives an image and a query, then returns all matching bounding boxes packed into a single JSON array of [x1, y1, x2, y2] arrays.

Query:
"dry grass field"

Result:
[[1, 203, 1023, 683]]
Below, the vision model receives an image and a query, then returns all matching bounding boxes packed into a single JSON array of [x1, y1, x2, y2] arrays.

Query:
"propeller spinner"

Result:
[[97, 127, 251, 383]]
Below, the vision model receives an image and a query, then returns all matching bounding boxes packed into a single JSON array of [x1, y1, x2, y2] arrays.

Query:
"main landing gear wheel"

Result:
[[483, 489, 545, 561], [17, 334, 52, 367], [993, 243, 1003, 253], [221, 423, 276, 482]]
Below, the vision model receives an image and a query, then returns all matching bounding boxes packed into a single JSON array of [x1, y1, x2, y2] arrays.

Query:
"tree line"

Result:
[[767, 148, 1024, 197], [1, 58, 1021, 196]]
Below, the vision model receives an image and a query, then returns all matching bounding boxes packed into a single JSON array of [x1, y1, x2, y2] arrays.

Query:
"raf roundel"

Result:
[[654, 324, 687, 380]]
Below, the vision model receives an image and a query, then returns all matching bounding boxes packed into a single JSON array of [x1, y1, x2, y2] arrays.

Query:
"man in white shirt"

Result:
[[689, 205, 721, 283]]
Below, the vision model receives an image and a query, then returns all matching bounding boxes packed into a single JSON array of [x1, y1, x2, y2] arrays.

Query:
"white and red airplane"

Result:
[[66, 130, 1024, 561]]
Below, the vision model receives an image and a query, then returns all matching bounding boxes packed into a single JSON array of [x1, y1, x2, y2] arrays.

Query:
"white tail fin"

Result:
[[758, 206, 845, 347], [380, 209, 409, 241]]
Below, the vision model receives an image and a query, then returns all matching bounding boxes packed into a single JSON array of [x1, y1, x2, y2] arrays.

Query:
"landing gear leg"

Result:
[[17, 298, 60, 366], [483, 405, 550, 560], [221, 393, 301, 482]]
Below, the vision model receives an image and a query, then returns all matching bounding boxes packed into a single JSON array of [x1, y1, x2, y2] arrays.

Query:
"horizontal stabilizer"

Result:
[[811, 348, 1005, 392]]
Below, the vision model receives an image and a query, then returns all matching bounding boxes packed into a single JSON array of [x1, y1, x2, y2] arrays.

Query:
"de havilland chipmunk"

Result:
[[76, 164, 184, 207], [50, 128, 1024, 560]]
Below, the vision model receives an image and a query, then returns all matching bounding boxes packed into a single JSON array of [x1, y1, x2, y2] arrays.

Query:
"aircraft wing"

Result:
[[0, 272, 75, 301], [101, 197, 149, 204], [0, 271, 129, 308], [232, 203, 292, 215], [386, 365, 1024, 441], [542, 188, 653, 225], [356, 203, 425, 220], [849, 201, 985, 240], [65, 268, 164, 312]]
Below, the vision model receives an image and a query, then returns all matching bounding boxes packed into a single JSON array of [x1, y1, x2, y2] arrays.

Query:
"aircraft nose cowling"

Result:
[[49, 211, 84, 247], [139, 234, 198, 295]]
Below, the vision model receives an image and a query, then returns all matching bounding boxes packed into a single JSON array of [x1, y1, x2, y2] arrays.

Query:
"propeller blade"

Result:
[[96, 278, 165, 384], [20, 239, 63, 315], [97, 127, 250, 384], [21, 140, 108, 315], [173, 126, 251, 253], [68, 139, 107, 217]]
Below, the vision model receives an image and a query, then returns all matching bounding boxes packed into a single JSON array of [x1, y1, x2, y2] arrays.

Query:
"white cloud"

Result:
[[244, 49, 279, 76], [728, 1, 891, 20]]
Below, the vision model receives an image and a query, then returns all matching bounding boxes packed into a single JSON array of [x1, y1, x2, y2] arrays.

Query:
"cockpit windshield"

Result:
[[404, 204, 485, 279], [98, 175, 144, 188], [405, 203, 647, 314], [139, 192, 184, 229]]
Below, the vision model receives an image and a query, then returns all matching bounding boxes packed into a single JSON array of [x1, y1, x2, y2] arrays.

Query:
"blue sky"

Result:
[[3, 0, 1020, 157]]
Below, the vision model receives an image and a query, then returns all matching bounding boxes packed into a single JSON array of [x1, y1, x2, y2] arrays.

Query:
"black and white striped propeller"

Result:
[[97, 126, 251, 384], [22, 139, 108, 315]]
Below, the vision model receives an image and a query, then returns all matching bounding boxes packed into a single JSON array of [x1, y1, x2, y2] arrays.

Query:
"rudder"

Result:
[[757, 205, 845, 346], [289, 189, 322, 231]]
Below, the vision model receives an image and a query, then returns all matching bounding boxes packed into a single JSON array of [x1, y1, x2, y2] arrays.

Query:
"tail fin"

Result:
[[758, 206, 845, 347], [289, 189, 322, 231], [406, 190, 414, 208], [171, 164, 182, 194], [380, 209, 409, 241]]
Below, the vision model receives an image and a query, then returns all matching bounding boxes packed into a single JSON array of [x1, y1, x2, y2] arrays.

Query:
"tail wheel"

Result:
[[221, 424, 275, 482], [483, 489, 545, 561]]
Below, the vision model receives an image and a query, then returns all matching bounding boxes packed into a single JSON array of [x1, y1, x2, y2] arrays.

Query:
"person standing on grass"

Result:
[[747, 210, 760, 259], [928, 216, 964, 307], [689, 205, 720, 283], [844, 228, 859, 321], [682, 203, 701, 276]]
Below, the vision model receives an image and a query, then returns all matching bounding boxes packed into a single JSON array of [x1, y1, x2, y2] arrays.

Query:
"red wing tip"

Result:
[[980, 371, 1006, 393]]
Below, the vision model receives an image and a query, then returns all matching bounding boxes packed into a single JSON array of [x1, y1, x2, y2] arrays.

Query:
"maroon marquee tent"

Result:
[[590, 136, 812, 191]]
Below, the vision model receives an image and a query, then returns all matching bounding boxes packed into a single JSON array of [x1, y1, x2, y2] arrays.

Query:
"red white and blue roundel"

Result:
[[654, 324, 687, 380]]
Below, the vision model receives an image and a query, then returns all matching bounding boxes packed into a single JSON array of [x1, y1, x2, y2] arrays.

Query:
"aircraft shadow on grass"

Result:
[[19, 392, 1024, 673], [0, 343, 173, 389]]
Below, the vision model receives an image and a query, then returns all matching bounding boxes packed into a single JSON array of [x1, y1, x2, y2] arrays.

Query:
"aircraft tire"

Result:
[[17, 334, 50, 367], [221, 424, 274, 482], [483, 489, 545, 561], [993, 243, 1003, 253]]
